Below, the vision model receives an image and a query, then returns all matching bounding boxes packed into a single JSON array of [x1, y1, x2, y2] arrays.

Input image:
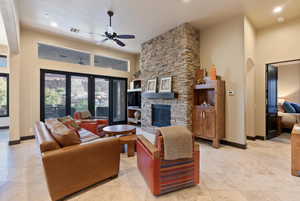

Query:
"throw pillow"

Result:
[[80, 111, 92, 119], [283, 101, 296, 113], [291, 102, 300, 113], [45, 119, 81, 147], [58, 116, 81, 131]]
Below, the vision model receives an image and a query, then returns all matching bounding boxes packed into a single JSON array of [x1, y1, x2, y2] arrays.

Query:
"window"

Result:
[[71, 75, 89, 116], [94, 55, 129, 72], [0, 55, 7, 67], [38, 43, 91, 65], [0, 74, 9, 117], [40, 70, 127, 125], [44, 73, 67, 119]]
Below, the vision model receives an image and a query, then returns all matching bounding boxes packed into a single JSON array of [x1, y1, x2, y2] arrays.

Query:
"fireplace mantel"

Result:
[[142, 92, 176, 100]]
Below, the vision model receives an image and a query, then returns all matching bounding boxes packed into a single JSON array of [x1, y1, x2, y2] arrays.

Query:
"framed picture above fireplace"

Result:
[[159, 76, 172, 92], [146, 78, 157, 93]]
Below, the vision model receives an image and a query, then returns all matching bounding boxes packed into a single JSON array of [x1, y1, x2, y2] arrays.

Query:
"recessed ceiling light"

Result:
[[273, 6, 283, 14], [277, 17, 285, 23], [181, 0, 191, 3], [44, 13, 49, 18], [50, 21, 58, 27]]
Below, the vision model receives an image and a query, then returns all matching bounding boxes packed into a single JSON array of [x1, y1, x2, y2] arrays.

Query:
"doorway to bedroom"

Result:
[[266, 59, 300, 140]]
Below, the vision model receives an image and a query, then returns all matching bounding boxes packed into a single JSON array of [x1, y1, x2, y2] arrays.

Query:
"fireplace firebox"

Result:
[[152, 104, 171, 127]]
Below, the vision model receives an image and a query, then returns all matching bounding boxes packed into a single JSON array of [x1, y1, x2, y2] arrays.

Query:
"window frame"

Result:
[[0, 73, 9, 117]]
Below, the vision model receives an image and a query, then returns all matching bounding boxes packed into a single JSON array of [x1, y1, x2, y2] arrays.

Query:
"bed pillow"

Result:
[[283, 101, 296, 113], [291, 102, 300, 113]]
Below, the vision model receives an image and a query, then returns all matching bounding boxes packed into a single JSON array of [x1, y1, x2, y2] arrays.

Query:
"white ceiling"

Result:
[[18, 0, 300, 53], [0, 12, 8, 45]]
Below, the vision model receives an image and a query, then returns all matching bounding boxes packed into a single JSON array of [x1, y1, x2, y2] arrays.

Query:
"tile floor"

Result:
[[0, 129, 299, 201]]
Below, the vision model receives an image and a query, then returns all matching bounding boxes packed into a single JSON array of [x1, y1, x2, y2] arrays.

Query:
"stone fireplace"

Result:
[[140, 23, 200, 133]]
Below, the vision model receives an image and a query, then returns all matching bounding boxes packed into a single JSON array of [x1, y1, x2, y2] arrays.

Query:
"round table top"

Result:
[[103, 125, 136, 134]]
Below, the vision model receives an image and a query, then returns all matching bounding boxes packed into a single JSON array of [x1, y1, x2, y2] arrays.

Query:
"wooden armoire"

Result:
[[192, 80, 225, 148]]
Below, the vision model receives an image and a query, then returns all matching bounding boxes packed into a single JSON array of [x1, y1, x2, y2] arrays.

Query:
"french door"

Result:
[[266, 64, 279, 139], [40, 69, 127, 125]]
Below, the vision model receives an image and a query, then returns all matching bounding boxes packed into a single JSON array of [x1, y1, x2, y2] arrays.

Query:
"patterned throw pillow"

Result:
[[80, 111, 92, 119], [291, 103, 300, 113], [283, 101, 296, 113], [58, 116, 81, 131]]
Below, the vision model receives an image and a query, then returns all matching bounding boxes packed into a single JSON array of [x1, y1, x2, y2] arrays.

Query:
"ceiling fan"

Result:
[[91, 10, 135, 47]]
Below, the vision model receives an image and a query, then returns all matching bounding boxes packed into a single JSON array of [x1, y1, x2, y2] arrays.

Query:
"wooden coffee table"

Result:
[[103, 125, 137, 157], [103, 125, 136, 137]]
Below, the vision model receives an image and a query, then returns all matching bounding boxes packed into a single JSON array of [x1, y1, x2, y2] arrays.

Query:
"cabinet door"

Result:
[[193, 109, 204, 136], [204, 110, 216, 138]]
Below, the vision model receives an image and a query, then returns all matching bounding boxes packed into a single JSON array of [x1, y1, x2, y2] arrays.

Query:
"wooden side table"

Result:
[[119, 135, 137, 157]]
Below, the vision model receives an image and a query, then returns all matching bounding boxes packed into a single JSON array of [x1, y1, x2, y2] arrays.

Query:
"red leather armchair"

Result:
[[74, 111, 109, 137], [136, 130, 200, 195]]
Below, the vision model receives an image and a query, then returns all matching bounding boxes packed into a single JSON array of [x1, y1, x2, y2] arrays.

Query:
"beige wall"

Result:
[[255, 18, 300, 137], [244, 17, 256, 138], [278, 63, 300, 103], [12, 27, 137, 139], [200, 16, 246, 145]]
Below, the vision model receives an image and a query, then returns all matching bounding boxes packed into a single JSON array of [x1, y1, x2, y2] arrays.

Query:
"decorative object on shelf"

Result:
[[133, 70, 141, 79], [134, 110, 141, 120], [210, 65, 217, 80], [159, 76, 172, 92], [129, 79, 141, 90], [146, 78, 157, 93], [193, 80, 225, 148], [195, 68, 205, 84]]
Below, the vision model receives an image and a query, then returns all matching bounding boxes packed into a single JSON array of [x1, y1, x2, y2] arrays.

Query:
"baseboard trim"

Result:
[[8, 135, 35, 146], [8, 140, 21, 145], [0, 126, 9, 129], [247, 136, 265, 141], [255, 136, 265, 140], [220, 140, 247, 149], [196, 138, 247, 149], [247, 136, 256, 141], [20, 135, 35, 141]]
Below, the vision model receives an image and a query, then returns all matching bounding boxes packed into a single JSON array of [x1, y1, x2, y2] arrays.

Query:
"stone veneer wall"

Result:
[[140, 23, 200, 133]]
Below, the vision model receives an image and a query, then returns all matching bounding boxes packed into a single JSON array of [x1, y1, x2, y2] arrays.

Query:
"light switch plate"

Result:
[[228, 90, 235, 96]]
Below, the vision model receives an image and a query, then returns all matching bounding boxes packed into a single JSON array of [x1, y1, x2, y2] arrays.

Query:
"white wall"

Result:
[[256, 18, 300, 137], [200, 16, 246, 145], [244, 17, 256, 138]]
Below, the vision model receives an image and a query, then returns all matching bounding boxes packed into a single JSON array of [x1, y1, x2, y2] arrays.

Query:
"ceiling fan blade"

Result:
[[96, 38, 108, 45], [113, 39, 126, 47], [116, 34, 135, 39]]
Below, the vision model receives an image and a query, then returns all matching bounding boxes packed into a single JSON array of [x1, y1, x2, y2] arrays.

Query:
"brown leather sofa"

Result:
[[35, 121, 120, 201]]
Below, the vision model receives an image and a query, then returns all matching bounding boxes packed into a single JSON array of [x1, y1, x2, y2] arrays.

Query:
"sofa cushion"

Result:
[[58, 116, 81, 131], [291, 103, 300, 113], [283, 101, 296, 113], [78, 128, 99, 143], [45, 119, 81, 147]]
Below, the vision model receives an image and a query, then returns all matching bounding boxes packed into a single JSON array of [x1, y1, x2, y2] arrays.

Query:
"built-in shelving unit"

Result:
[[127, 80, 142, 126], [193, 80, 225, 148]]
